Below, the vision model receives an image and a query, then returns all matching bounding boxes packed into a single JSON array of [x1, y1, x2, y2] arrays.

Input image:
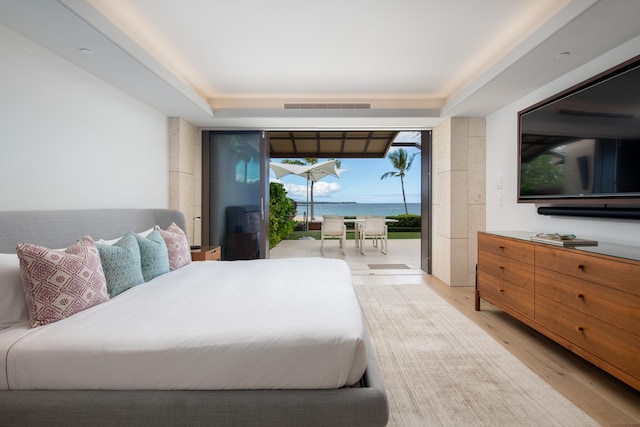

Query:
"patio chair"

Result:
[[345, 215, 366, 247], [359, 216, 387, 255], [321, 216, 346, 255]]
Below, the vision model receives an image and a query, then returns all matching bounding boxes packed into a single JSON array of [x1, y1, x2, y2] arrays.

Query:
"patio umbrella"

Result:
[[269, 160, 343, 239], [270, 159, 341, 181]]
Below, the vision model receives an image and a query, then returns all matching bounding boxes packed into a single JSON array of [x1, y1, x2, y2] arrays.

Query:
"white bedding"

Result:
[[0, 258, 367, 390]]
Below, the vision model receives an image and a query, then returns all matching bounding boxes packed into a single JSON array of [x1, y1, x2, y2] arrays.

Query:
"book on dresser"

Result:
[[530, 234, 598, 247]]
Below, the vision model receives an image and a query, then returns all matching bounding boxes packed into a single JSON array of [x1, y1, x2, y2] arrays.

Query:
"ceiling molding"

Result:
[[2, 0, 640, 129], [0, 0, 214, 126]]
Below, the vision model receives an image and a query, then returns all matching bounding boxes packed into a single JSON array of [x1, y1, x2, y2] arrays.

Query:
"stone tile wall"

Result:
[[168, 117, 202, 245], [432, 117, 486, 286]]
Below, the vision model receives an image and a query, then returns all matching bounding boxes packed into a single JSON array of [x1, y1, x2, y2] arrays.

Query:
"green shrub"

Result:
[[269, 182, 296, 248], [387, 214, 421, 232]]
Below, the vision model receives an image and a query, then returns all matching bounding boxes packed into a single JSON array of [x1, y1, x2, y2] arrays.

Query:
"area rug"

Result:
[[355, 283, 599, 427]]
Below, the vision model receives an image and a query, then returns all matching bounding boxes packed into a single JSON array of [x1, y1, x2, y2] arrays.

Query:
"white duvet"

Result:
[[0, 258, 367, 390]]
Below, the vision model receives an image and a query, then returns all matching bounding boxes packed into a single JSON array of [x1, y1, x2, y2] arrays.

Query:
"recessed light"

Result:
[[556, 51, 570, 58], [78, 48, 94, 55]]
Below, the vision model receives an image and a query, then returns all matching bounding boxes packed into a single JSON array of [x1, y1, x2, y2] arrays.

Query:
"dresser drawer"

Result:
[[478, 251, 534, 292], [479, 233, 534, 264], [477, 270, 534, 318], [535, 295, 640, 383], [536, 267, 640, 338], [535, 245, 640, 296]]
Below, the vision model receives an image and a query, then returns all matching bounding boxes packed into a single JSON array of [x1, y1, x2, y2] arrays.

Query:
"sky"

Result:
[[270, 138, 422, 204]]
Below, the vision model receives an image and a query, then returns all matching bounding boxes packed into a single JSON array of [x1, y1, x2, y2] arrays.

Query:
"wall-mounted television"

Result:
[[518, 55, 640, 206]]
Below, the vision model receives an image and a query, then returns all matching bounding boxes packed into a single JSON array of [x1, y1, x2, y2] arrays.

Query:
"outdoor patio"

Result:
[[269, 238, 423, 277]]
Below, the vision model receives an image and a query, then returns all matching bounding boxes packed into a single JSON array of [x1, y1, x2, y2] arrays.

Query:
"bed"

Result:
[[0, 209, 388, 426]]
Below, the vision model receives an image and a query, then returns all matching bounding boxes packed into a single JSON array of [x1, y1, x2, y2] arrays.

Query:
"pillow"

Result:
[[16, 237, 110, 328], [96, 227, 156, 246], [155, 223, 191, 271], [137, 227, 155, 238], [134, 229, 170, 281], [0, 254, 29, 329], [95, 232, 144, 297]]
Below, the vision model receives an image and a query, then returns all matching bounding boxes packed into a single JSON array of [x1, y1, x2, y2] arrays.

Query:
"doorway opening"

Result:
[[267, 130, 431, 273]]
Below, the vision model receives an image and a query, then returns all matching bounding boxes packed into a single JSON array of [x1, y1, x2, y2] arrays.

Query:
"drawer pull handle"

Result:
[[498, 246, 505, 250], [575, 264, 585, 271], [499, 289, 505, 293], [499, 266, 505, 270], [576, 293, 584, 299], [576, 326, 584, 332]]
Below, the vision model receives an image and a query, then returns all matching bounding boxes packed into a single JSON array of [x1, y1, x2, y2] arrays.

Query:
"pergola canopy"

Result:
[[268, 131, 400, 159]]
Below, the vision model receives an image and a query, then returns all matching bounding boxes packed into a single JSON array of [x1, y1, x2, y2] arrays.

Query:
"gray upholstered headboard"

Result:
[[0, 209, 186, 254]]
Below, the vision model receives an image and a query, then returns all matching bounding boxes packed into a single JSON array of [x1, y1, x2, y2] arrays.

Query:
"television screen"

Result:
[[518, 56, 640, 202]]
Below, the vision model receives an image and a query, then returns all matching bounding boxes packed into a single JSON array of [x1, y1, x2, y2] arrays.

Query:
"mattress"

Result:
[[0, 258, 367, 390]]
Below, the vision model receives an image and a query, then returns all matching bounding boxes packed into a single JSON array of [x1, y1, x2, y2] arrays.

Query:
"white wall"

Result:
[[0, 25, 169, 211], [486, 35, 640, 246]]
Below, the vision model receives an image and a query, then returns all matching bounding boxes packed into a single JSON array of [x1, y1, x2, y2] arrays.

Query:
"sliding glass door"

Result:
[[204, 131, 268, 260], [421, 130, 432, 274]]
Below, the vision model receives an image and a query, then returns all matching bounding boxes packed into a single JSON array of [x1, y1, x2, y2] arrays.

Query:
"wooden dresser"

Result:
[[476, 231, 640, 391]]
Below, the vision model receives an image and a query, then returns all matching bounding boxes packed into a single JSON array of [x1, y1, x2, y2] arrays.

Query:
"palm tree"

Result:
[[281, 157, 341, 219], [380, 148, 418, 214]]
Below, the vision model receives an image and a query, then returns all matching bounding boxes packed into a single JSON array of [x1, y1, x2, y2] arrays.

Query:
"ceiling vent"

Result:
[[284, 103, 372, 109]]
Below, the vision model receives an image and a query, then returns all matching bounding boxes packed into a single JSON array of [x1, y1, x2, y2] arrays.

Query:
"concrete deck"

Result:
[[269, 238, 423, 277]]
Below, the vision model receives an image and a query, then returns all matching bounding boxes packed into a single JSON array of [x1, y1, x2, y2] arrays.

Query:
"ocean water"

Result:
[[295, 202, 421, 218]]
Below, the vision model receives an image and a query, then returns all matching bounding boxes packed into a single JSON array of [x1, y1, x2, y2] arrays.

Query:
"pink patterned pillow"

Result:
[[16, 237, 110, 328], [155, 223, 191, 270]]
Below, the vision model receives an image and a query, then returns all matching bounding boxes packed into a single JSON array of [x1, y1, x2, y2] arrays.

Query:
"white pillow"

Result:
[[96, 227, 155, 245], [138, 227, 155, 238], [0, 253, 28, 329]]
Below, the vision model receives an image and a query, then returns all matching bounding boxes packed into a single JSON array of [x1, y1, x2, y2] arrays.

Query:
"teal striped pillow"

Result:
[[135, 229, 170, 281], [96, 232, 144, 297]]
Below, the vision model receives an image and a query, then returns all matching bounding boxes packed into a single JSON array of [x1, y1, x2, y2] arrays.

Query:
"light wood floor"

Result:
[[428, 279, 640, 427], [271, 239, 640, 426]]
